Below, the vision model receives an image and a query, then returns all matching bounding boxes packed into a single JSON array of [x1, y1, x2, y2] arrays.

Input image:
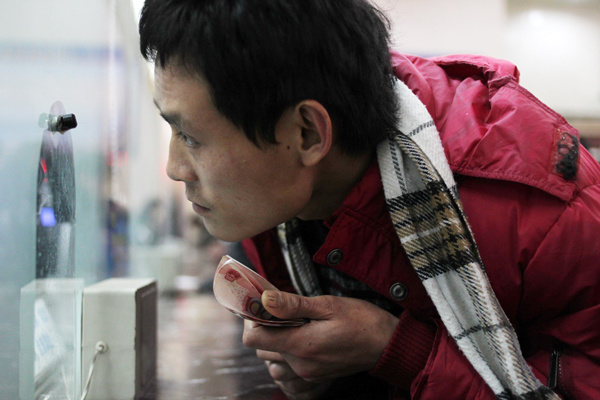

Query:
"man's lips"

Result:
[[192, 202, 210, 214]]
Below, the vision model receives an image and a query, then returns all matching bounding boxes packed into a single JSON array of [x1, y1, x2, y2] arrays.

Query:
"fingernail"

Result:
[[264, 291, 281, 308]]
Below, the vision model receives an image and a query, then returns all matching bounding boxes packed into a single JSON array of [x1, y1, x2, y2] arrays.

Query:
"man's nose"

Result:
[[166, 140, 197, 182]]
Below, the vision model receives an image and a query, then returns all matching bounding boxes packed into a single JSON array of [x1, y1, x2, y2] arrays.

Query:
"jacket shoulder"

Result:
[[391, 51, 600, 202]]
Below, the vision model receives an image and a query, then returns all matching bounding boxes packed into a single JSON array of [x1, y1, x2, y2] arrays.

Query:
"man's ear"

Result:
[[295, 100, 333, 167]]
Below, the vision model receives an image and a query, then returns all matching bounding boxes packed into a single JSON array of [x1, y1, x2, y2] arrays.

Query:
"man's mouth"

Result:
[[192, 202, 210, 215]]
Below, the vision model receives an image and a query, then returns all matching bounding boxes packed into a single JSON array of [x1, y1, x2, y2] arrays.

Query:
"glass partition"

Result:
[[0, 0, 141, 398]]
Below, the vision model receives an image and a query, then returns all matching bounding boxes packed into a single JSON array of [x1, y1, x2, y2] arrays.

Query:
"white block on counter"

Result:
[[82, 278, 157, 400]]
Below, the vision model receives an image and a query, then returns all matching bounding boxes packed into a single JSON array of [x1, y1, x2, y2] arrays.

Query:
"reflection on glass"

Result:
[[19, 101, 81, 400], [20, 279, 83, 400], [36, 101, 76, 278]]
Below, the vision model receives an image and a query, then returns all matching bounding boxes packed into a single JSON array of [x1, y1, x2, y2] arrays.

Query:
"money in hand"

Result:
[[213, 255, 307, 327]]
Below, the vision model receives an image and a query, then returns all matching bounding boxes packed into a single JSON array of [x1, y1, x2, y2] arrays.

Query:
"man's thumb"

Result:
[[261, 290, 329, 320]]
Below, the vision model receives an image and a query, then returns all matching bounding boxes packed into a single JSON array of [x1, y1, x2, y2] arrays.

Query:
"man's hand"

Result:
[[242, 290, 399, 383], [256, 349, 331, 400]]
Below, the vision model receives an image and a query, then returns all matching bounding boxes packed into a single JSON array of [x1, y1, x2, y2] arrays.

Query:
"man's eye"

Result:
[[177, 132, 199, 147]]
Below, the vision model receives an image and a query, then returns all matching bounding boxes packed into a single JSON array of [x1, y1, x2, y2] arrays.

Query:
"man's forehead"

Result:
[[153, 68, 213, 131], [155, 61, 205, 84], [153, 66, 195, 109]]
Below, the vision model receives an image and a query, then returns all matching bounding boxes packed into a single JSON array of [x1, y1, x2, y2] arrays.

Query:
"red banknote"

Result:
[[213, 255, 307, 327]]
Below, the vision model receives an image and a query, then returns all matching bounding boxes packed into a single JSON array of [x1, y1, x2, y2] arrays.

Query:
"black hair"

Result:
[[139, 0, 398, 155]]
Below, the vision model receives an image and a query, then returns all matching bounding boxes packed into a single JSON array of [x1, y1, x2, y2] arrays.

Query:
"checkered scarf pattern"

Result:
[[375, 79, 558, 399]]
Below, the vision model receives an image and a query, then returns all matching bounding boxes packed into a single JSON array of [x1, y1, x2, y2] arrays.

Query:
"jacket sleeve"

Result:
[[370, 312, 499, 399], [370, 183, 600, 399]]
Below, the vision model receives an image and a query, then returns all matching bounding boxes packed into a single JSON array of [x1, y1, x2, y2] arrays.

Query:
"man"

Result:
[[139, 0, 600, 399]]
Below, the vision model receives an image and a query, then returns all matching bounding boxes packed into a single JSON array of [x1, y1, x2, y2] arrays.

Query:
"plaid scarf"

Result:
[[278, 79, 559, 399]]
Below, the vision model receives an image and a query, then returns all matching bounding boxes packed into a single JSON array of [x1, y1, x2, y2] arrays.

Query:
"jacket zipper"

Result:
[[547, 347, 563, 389]]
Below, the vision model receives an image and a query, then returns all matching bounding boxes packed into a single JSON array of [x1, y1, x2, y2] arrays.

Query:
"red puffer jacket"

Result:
[[242, 52, 600, 399]]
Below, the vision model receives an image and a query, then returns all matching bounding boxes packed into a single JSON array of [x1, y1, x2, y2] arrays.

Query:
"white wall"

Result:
[[505, 0, 600, 118], [374, 0, 507, 56], [372, 0, 600, 120]]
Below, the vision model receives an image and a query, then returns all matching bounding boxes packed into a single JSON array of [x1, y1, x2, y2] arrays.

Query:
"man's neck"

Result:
[[297, 148, 375, 221]]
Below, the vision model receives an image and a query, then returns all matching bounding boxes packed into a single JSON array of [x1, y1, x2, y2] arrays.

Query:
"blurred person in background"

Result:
[[139, 0, 600, 398]]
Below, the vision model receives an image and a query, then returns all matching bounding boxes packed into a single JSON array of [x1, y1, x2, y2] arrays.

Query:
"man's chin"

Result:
[[204, 223, 254, 243]]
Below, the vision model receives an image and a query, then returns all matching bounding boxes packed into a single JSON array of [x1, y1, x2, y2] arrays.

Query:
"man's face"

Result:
[[153, 64, 314, 242]]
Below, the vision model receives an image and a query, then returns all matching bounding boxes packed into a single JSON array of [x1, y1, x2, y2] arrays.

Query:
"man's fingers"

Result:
[[278, 377, 320, 393], [262, 291, 335, 320], [256, 350, 297, 381], [243, 293, 336, 353], [267, 361, 298, 381], [256, 349, 286, 363], [243, 319, 260, 329], [278, 378, 332, 400]]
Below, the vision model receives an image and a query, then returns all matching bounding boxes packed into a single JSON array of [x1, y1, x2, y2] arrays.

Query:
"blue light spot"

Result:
[[40, 207, 57, 227]]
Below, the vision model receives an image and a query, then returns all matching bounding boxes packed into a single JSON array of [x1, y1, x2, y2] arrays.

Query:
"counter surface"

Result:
[[154, 292, 390, 400], [155, 293, 281, 399]]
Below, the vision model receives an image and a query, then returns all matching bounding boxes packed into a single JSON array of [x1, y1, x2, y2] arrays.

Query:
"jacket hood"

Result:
[[391, 51, 599, 202]]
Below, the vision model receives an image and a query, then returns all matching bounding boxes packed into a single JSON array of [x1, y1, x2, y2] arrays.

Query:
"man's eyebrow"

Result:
[[153, 98, 184, 128]]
